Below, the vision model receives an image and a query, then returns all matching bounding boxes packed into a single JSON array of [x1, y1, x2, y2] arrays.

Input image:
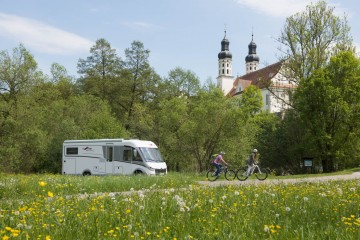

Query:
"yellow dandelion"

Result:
[[46, 235, 51, 240], [47, 191, 54, 198], [10, 230, 20, 234], [126, 209, 131, 214], [39, 181, 47, 187], [2, 236, 10, 240]]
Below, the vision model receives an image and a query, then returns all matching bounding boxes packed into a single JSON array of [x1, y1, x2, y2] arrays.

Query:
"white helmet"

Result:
[[253, 149, 258, 153], [220, 151, 225, 155]]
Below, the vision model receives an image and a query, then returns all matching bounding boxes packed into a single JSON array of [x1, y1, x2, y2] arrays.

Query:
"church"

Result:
[[216, 31, 295, 114]]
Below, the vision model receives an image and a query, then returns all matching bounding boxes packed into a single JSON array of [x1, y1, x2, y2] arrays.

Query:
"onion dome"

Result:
[[245, 34, 259, 62], [218, 30, 232, 59]]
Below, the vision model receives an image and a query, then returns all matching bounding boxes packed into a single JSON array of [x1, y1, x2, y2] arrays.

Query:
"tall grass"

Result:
[[0, 173, 359, 239]]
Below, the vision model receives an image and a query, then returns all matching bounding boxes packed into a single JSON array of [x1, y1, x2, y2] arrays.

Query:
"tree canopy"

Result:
[[294, 51, 360, 172], [279, 0, 353, 83]]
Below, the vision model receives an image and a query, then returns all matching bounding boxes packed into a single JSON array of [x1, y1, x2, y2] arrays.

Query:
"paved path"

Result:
[[71, 172, 360, 199], [197, 171, 360, 187]]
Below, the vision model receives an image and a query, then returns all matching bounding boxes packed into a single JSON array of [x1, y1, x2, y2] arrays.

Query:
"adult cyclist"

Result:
[[213, 151, 228, 177], [246, 148, 258, 175]]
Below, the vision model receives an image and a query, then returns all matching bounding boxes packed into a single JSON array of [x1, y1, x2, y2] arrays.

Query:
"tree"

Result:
[[256, 109, 313, 175], [224, 86, 264, 167], [77, 38, 123, 99], [0, 44, 44, 172], [0, 44, 39, 128], [157, 88, 231, 172], [236, 85, 263, 117], [156, 83, 263, 172], [294, 51, 360, 172], [276, 0, 354, 107], [121, 41, 158, 125], [0, 44, 38, 101], [162, 67, 200, 98], [156, 96, 189, 171], [50, 63, 72, 83]]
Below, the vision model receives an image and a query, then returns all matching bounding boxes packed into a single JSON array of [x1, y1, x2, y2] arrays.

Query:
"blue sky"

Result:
[[0, 0, 359, 83]]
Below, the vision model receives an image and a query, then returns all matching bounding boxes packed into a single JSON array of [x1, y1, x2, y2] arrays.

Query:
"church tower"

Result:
[[245, 34, 259, 74], [217, 30, 233, 94]]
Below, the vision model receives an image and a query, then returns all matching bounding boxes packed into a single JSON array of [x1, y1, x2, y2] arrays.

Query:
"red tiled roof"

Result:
[[228, 61, 283, 96]]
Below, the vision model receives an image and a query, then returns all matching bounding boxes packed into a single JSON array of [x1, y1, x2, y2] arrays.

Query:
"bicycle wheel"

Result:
[[236, 167, 249, 181], [225, 169, 236, 181], [206, 169, 218, 181], [254, 167, 268, 180]]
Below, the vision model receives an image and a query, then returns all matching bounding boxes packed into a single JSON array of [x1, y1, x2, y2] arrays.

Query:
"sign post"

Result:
[[303, 157, 313, 174]]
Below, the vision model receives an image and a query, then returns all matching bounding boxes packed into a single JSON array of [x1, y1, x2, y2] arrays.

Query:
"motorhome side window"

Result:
[[123, 147, 135, 162], [107, 146, 113, 162], [114, 146, 121, 161], [66, 147, 78, 155]]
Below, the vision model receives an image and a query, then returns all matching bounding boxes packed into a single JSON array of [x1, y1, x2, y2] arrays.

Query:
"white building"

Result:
[[217, 32, 296, 113]]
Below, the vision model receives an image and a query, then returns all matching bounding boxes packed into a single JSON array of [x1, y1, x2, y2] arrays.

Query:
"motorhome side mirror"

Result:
[[133, 149, 138, 157]]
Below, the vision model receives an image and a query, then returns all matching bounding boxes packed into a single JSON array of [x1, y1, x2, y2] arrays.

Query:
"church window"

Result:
[[222, 63, 224, 67], [222, 69, 224, 74], [227, 69, 229, 74], [227, 63, 229, 67], [266, 94, 270, 105], [250, 67, 252, 70]]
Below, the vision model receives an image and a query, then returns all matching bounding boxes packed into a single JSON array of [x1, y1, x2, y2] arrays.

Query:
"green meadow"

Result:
[[0, 173, 359, 239]]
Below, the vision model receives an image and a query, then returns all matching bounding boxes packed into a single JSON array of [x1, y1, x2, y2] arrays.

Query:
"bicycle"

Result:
[[206, 165, 236, 181], [236, 162, 268, 181]]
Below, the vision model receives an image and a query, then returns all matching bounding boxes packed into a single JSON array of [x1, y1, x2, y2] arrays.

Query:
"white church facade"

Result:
[[217, 31, 296, 113]]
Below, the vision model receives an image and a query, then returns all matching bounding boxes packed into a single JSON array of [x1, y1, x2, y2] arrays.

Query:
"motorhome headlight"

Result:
[[147, 166, 155, 171]]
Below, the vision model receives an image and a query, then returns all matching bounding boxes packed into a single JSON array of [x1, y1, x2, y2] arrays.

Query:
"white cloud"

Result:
[[235, 0, 351, 18], [234, 0, 312, 18], [121, 21, 161, 32], [0, 13, 93, 55]]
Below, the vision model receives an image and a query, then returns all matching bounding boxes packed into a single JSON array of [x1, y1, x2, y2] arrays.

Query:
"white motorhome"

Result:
[[62, 139, 167, 176]]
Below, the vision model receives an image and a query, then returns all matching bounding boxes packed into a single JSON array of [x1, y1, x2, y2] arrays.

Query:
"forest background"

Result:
[[0, 1, 359, 174]]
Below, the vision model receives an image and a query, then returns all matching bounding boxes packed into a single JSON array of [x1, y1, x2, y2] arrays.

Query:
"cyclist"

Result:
[[246, 149, 258, 175], [213, 151, 228, 177]]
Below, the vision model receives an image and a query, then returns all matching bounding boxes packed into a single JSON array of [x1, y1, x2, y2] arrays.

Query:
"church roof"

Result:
[[228, 61, 283, 96]]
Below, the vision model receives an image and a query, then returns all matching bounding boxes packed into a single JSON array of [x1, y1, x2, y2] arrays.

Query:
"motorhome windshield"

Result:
[[139, 147, 164, 162]]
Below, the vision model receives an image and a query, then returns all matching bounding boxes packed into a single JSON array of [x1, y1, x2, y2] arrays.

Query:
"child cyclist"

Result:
[[213, 151, 229, 177]]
